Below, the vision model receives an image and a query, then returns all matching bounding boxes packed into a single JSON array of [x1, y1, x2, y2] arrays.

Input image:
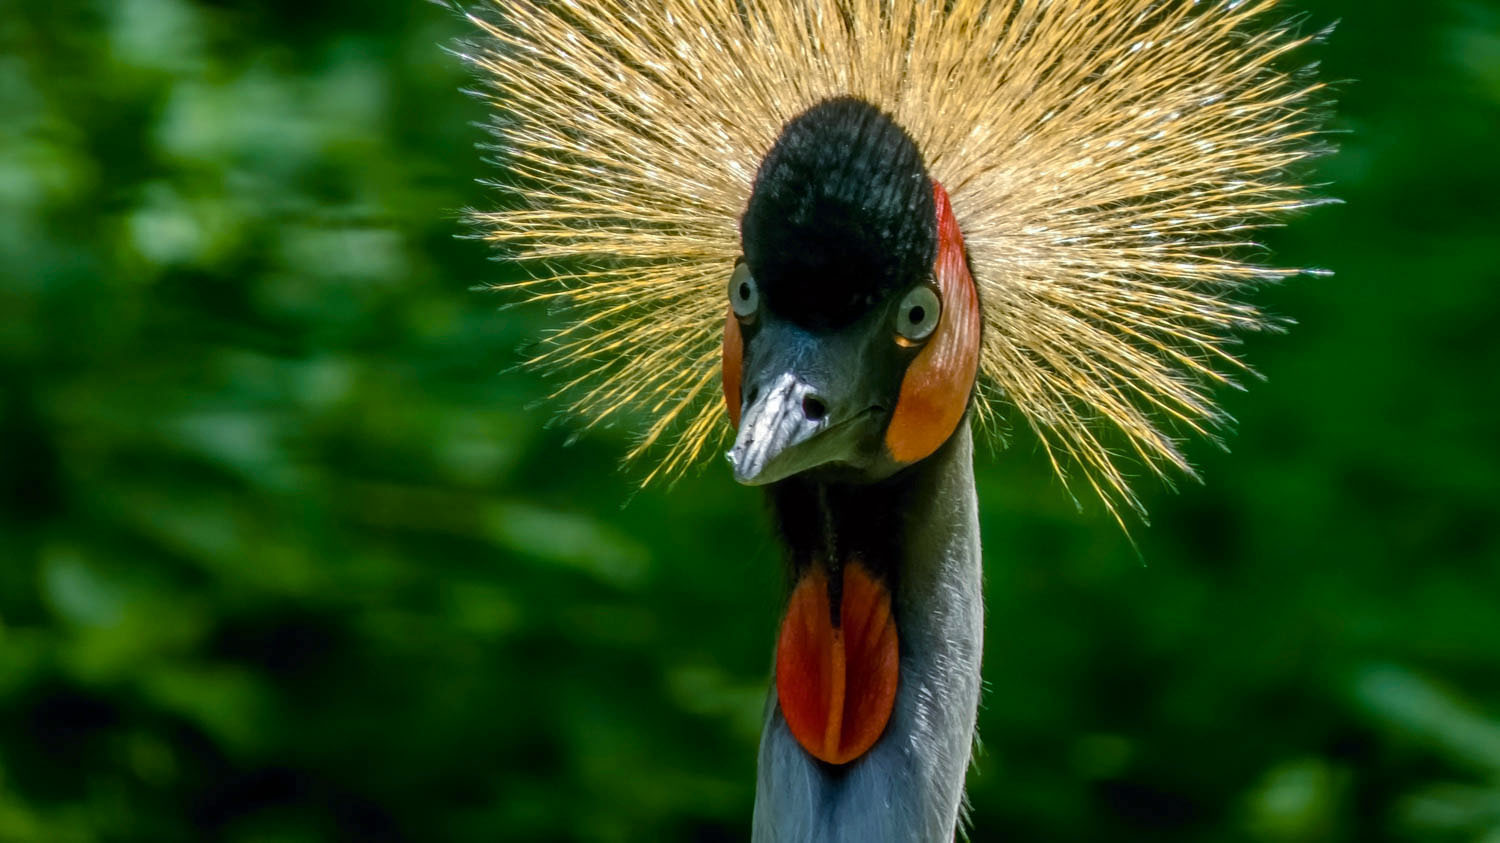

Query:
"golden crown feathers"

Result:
[[458, 0, 1329, 523]]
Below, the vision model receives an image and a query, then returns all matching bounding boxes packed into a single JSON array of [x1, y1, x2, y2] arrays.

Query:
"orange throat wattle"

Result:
[[775, 560, 899, 765]]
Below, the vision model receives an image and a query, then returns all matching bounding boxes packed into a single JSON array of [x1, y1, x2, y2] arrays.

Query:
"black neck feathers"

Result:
[[765, 425, 964, 592]]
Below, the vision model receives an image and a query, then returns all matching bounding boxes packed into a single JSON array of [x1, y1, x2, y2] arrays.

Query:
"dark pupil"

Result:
[[738, 282, 751, 301], [908, 305, 926, 324]]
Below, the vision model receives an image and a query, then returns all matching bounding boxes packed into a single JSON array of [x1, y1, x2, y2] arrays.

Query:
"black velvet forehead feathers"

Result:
[[742, 97, 937, 330]]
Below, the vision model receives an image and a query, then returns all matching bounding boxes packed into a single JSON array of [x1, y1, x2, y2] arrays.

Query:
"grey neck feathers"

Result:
[[753, 423, 984, 842]]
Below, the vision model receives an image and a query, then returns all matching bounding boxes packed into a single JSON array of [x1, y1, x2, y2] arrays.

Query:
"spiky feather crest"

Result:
[[461, 0, 1327, 521]]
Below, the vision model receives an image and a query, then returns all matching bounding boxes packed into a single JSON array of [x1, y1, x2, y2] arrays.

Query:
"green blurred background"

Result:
[[2, 0, 1497, 840]]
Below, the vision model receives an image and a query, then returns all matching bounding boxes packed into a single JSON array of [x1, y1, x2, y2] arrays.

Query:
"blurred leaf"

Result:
[[1354, 663, 1500, 775], [484, 501, 650, 590]]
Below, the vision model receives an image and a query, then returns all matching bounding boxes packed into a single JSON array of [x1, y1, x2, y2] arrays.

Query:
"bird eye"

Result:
[[729, 262, 760, 320], [896, 284, 941, 342]]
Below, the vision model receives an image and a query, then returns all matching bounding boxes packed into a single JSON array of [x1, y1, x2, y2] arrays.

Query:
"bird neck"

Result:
[[754, 422, 984, 841]]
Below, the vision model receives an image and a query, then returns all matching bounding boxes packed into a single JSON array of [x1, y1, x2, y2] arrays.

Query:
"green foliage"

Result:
[[1, 0, 1497, 840]]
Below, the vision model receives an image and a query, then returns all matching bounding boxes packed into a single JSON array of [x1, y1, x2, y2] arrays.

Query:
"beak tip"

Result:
[[728, 445, 765, 486]]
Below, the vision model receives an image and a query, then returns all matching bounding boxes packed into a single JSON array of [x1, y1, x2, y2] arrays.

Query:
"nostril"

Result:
[[802, 396, 827, 422]]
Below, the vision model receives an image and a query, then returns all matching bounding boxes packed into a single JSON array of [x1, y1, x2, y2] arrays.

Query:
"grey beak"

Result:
[[729, 372, 862, 485]]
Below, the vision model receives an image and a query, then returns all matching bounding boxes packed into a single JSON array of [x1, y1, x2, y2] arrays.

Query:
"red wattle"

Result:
[[775, 560, 899, 765]]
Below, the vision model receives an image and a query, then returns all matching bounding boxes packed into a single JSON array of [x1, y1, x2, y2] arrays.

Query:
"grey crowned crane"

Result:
[[460, 0, 1326, 839]]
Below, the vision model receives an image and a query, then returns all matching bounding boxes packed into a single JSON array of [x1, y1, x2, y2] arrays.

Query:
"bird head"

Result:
[[725, 98, 981, 487], [463, 0, 1329, 523]]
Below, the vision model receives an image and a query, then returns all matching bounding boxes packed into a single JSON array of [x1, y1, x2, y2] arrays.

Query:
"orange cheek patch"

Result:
[[885, 181, 981, 464], [775, 560, 899, 766], [722, 308, 744, 428]]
